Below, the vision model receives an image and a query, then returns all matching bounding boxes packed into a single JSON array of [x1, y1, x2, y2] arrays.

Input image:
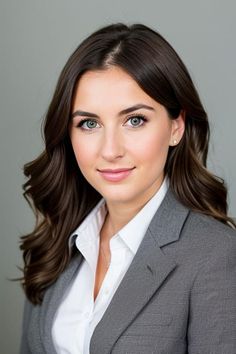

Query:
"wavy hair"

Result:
[[20, 23, 236, 304]]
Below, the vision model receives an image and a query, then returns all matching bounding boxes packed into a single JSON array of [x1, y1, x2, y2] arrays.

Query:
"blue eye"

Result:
[[78, 119, 98, 130], [127, 115, 147, 127]]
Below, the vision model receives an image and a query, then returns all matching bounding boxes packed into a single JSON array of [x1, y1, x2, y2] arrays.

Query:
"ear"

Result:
[[169, 110, 185, 146]]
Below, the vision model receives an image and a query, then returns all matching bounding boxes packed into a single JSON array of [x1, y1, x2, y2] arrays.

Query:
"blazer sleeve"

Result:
[[187, 234, 236, 354], [20, 298, 33, 354]]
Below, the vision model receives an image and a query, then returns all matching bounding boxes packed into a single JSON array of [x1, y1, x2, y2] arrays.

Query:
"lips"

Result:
[[97, 167, 135, 182]]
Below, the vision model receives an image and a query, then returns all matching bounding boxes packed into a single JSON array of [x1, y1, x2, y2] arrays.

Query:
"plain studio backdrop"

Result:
[[0, 0, 235, 352]]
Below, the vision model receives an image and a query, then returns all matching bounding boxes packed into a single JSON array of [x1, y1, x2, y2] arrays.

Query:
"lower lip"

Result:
[[98, 169, 134, 182]]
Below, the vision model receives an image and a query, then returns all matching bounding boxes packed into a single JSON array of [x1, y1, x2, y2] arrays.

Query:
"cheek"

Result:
[[133, 130, 171, 164], [70, 136, 96, 169]]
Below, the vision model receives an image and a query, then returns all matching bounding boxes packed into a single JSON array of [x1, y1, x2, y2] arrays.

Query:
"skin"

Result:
[[70, 66, 185, 242], [70, 66, 185, 299]]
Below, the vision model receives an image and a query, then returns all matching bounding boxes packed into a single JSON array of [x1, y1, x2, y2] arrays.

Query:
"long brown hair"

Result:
[[20, 23, 235, 304]]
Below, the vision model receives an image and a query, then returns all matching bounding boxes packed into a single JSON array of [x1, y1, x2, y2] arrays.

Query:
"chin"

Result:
[[103, 193, 131, 203], [101, 189, 142, 205]]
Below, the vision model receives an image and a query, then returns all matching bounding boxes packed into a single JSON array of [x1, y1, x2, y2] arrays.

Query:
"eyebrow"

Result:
[[71, 103, 155, 119]]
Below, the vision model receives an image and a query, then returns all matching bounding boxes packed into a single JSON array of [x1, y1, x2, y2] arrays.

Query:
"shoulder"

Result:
[[177, 209, 236, 266], [158, 188, 236, 269], [184, 210, 236, 245], [156, 187, 236, 254]]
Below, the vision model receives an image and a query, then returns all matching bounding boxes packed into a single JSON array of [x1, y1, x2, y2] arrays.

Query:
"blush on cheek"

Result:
[[141, 134, 169, 155]]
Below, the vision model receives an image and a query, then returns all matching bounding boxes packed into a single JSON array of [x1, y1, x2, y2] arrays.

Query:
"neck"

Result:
[[101, 178, 165, 243], [99, 203, 140, 245]]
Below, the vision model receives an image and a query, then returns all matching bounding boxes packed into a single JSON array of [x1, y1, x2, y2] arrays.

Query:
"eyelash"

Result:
[[77, 114, 148, 130], [127, 114, 148, 126]]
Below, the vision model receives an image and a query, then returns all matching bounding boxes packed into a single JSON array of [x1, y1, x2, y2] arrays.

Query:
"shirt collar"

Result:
[[68, 198, 106, 249], [69, 177, 169, 253], [117, 176, 169, 254]]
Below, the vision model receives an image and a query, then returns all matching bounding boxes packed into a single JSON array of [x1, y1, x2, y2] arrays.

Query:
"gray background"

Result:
[[0, 0, 235, 352]]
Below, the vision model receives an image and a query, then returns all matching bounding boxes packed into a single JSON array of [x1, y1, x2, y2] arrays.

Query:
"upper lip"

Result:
[[98, 167, 135, 173]]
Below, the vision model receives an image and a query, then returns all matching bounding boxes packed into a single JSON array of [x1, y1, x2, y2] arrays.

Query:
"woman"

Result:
[[20, 23, 236, 354]]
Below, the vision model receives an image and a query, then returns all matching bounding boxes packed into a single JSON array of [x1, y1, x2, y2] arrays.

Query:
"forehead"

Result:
[[72, 67, 156, 109]]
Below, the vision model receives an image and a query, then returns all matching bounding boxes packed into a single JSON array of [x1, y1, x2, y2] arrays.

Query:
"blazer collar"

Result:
[[90, 188, 189, 354], [41, 255, 83, 354], [148, 186, 189, 247], [40, 187, 189, 354]]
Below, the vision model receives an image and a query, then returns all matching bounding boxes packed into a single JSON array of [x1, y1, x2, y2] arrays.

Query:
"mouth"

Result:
[[97, 167, 135, 182]]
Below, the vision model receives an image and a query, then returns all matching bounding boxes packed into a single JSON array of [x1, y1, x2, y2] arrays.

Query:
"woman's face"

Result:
[[70, 66, 184, 208]]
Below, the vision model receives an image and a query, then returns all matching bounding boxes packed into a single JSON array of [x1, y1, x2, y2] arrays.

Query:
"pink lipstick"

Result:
[[97, 167, 135, 182]]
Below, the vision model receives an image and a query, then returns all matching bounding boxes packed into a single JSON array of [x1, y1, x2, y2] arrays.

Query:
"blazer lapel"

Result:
[[40, 253, 84, 353], [90, 188, 189, 354]]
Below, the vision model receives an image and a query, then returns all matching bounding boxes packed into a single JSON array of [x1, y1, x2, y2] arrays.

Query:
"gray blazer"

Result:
[[20, 188, 236, 354]]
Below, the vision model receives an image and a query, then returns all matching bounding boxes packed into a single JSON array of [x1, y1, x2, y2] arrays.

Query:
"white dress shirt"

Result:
[[52, 178, 169, 354]]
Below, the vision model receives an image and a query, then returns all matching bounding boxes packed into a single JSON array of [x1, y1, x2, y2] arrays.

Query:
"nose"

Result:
[[100, 129, 125, 161]]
